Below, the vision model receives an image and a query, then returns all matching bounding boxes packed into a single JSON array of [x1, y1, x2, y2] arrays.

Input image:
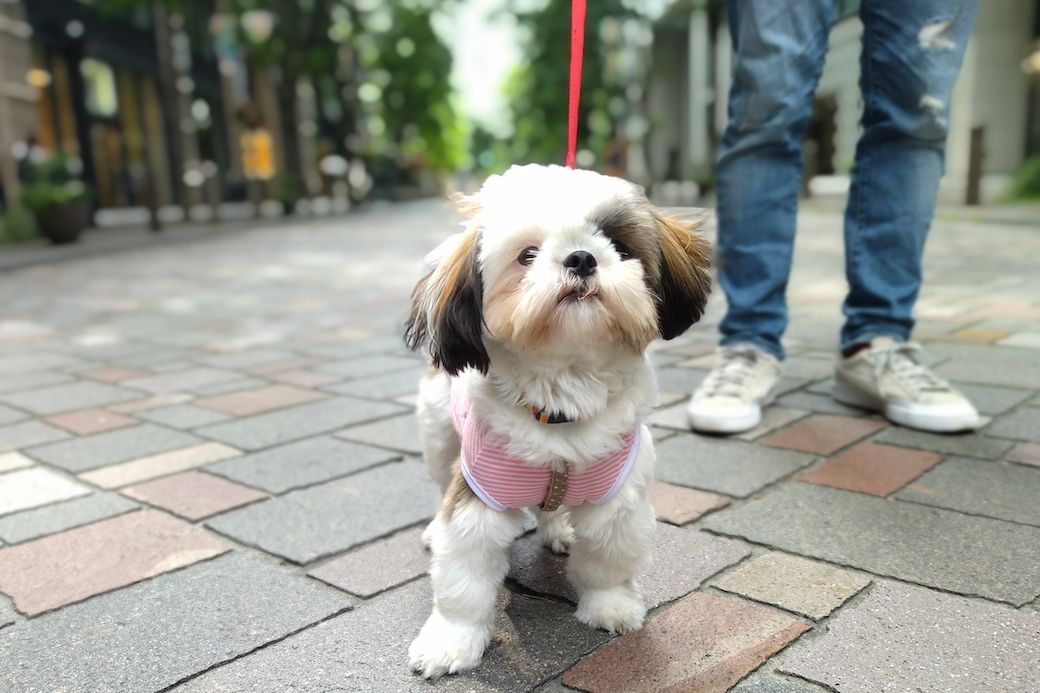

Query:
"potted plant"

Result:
[[274, 172, 302, 215], [20, 155, 91, 245]]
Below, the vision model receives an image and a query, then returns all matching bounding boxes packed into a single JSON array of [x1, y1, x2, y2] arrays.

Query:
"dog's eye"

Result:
[[518, 246, 538, 266], [611, 239, 633, 260]]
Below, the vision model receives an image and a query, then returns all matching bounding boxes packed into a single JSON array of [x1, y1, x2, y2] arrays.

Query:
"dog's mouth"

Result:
[[557, 283, 600, 304]]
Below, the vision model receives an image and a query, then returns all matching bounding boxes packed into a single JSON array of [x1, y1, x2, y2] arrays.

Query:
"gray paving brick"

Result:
[[897, 457, 1040, 527], [0, 593, 14, 630], [188, 376, 270, 396], [0, 382, 139, 415], [778, 580, 1040, 692], [0, 404, 28, 426], [0, 353, 84, 375], [654, 366, 708, 393], [872, 426, 1015, 460], [317, 353, 422, 379], [936, 352, 1040, 389], [26, 424, 202, 473], [175, 577, 610, 693], [199, 348, 297, 369], [0, 371, 75, 396], [336, 413, 421, 455], [206, 459, 438, 563], [324, 366, 423, 399], [509, 524, 750, 608], [0, 492, 140, 544], [983, 408, 1040, 443], [656, 433, 815, 497], [0, 421, 69, 453], [703, 483, 1040, 605], [0, 551, 350, 693], [953, 382, 1035, 416], [732, 672, 831, 692], [135, 404, 232, 429], [776, 390, 876, 417], [122, 367, 244, 394], [197, 396, 406, 451], [206, 436, 399, 493]]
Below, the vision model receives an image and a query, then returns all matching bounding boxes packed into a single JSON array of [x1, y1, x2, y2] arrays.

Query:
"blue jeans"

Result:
[[715, 0, 979, 360]]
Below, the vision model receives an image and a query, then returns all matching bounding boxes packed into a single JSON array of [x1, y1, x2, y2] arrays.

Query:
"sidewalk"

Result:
[[0, 200, 1037, 691]]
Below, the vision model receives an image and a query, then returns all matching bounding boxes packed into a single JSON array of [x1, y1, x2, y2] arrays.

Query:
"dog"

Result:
[[404, 164, 711, 679]]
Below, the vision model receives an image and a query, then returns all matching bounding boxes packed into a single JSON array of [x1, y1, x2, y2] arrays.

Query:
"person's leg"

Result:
[[716, 0, 838, 360], [841, 0, 979, 348]]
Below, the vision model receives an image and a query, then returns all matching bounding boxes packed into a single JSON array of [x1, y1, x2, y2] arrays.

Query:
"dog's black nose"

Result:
[[563, 250, 597, 278]]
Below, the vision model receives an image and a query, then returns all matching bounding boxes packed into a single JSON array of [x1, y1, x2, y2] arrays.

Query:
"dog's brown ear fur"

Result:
[[653, 213, 712, 340], [404, 230, 489, 375]]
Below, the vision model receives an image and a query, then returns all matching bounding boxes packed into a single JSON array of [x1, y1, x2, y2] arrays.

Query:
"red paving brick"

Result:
[[1006, 442, 1040, 468], [0, 510, 228, 615], [800, 442, 942, 496], [649, 481, 729, 525], [266, 369, 342, 388], [194, 385, 327, 416], [308, 526, 427, 597], [760, 414, 887, 455], [43, 408, 138, 435], [562, 591, 809, 692], [123, 471, 268, 520]]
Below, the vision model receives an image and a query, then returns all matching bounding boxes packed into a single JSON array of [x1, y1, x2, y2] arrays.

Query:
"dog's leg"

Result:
[[409, 477, 523, 679], [536, 508, 574, 555], [417, 369, 459, 548], [566, 440, 655, 634]]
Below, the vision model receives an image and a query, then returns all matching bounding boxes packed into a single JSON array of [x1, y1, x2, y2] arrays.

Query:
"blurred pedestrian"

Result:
[[689, 0, 981, 434]]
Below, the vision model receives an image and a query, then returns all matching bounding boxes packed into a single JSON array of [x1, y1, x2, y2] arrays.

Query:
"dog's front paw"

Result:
[[538, 519, 575, 556], [575, 586, 646, 634], [408, 611, 489, 680]]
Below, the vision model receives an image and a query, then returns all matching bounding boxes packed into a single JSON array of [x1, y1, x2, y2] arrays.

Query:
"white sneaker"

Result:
[[688, 345, 782, 434], [832, 336, 979, 433]]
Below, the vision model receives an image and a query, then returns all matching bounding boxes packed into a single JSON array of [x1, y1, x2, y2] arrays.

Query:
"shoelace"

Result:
[[872, 342, 950, 393], [702, 347, 764, 397]]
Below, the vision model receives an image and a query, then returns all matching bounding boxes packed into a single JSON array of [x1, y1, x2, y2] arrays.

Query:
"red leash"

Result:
[[566, 0, 586, 168]]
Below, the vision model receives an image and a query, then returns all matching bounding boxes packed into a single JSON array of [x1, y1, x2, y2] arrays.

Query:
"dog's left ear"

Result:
[[404, 229, 489, 375], [653, 212, 712, 340]]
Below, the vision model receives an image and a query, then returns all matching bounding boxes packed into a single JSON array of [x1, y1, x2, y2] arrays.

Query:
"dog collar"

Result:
[[529, 403, 574, 425]]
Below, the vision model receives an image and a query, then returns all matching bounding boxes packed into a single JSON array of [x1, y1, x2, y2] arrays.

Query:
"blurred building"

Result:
[[648, 0, 1040, 203]]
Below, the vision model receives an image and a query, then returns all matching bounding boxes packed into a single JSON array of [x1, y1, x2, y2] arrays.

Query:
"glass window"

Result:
[[80, 58, 119, 117]]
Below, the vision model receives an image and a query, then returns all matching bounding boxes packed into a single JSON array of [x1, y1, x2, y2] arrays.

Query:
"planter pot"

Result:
[[33, 200, 89, 245]]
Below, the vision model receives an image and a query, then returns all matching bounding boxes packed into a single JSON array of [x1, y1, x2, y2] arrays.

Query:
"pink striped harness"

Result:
[[451, 379, 640, 511]]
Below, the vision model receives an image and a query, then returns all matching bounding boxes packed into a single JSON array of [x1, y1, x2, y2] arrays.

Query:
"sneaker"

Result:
[[832, 336, 979, 432], [688, 345, 782, 434]]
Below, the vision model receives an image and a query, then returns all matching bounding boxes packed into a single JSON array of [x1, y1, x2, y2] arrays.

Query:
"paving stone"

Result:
[[734, 407, 811, 441], [247, 355, 328, 375], [324, 366, 424, 399], [654, 366, 708, 393], [194, 384, 326, 416], [509, 524, 750, 608], [647, 400, 691, 431], [121, 367, 243, 394], [123, 471, 268, 520], [0, 352, 83, 375], [897, 457, 1040, 526], [0, 593, 13, 630], [0, 451, 33, 473], [176, 577, 608, 693], [0, 381, 139, 416], [108, 391, 194, 413], [0, 492, 139, 544], [26, 423, 202, 473], [0, 370, 74, 395], [775, 390, 873, 417], [0, 404, 28, 426], [79, 442, 242, 489], [199, 348, 298, 369], [206, 459, 439, 563], [760, 415, 887, 455], [656, 434, 815, 498], [77, 367, 151, 383], [800, 442, 941, 497], [562, 591, 809, 693], [43, 408, 138, 435], [936, 352, 1040, 389], [266, 368, 342, 387], [0, 551, 350, 692], [703, 483, 1040, 605], [1007, 441, 1040, 468], [188, 376, 271, 396], [197, 396, 406, 451], [779, 580, 1040, 692], [0, 509, 228, 615], [309, 526, 427, 597], [649, 480, 729, 525], [952, 381, 1034, 416], [872, 425, 1014, 460], [712, 552, 871, 619], [206, 435, 399, 493], [133, 403, 231, 428], [0, 467, 91, 517], [317, 353, 421, 379], [0, 420, 70, 453], [336, 413, 421, 455], [983, 408, 1040, 442], [998, 331, 1040, 349], [731, 672, 831, 692]]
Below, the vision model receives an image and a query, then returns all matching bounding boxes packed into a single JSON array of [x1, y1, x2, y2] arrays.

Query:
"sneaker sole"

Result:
[[688, 408, 762, 434], [831, 379, 979, 433]]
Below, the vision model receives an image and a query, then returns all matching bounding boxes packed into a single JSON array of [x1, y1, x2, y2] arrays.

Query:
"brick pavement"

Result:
[[0, 200, 1038, 691]]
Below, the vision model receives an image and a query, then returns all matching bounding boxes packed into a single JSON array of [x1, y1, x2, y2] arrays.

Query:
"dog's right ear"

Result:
[[404, 229, 489, 375]]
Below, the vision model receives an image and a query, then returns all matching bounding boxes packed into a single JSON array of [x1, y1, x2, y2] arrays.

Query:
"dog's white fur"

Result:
[[405, 164, 710, 679]]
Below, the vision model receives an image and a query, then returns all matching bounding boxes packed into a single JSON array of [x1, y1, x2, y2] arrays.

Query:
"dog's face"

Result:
[[406, 164, 711, 375]]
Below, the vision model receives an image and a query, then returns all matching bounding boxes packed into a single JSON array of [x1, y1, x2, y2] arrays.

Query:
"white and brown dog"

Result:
[[404, 164, 711, 679]]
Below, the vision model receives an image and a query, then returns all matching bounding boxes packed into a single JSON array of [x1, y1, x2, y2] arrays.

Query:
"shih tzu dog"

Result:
[[404, 164, 711, 679]]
